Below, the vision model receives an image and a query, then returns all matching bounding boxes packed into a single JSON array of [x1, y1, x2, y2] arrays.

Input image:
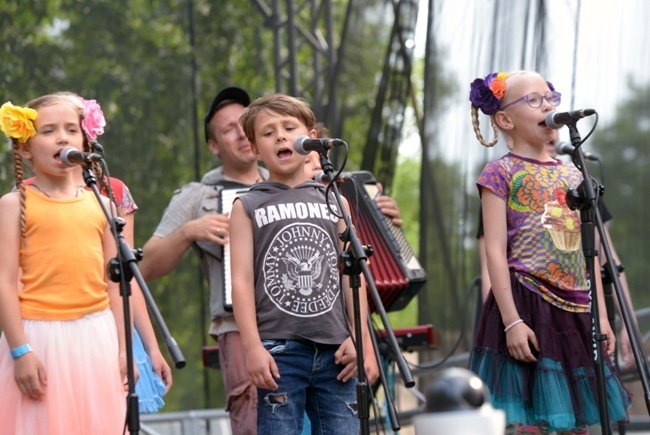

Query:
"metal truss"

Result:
[[252, 0, 419, 188], [361, 0, 419, 191], [252, 0, 337, 125]]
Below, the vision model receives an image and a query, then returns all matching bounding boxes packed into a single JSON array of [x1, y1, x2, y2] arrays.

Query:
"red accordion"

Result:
[[338, 171, 427, 313]]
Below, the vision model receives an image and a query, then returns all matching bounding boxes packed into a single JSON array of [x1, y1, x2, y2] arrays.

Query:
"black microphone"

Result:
[[59, 146, 103, 168], [294, 135, 346, 156], [314, 170, 354, 183], [545, 109, 596, 129], [554, 141, 600, 161], [90, 141, 105, 154]]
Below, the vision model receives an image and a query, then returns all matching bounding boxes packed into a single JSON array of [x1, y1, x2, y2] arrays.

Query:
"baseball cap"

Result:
[[204, 86, 251, 141]]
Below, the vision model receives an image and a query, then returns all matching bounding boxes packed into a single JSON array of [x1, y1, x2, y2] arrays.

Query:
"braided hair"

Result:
[[469, 70, 551, 148], [12, 93, 121, 245]]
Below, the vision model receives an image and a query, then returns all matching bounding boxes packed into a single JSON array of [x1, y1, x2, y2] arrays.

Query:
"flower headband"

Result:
[[0, 102, 38, 143], [469, 72, 507, 116], [469, 72, 556, 116], [81, 98, 106, 143]]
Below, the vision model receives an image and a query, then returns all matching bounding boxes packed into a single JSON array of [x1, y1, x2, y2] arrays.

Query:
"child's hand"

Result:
[[247, 344, 279, 390], [364, 348, 379, 385], [14, 352, 47, 401], [149, 348, 173, 394], [362, 332, 379, 385], [119, 352, 140, 392], [505, 322, 539, 363], [335, 337, 358, 382], [618, 327, 635, 369], [600, 317, 617, 356]]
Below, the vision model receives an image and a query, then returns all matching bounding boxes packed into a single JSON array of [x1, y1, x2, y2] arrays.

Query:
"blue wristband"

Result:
[[10, 344, 32, 360]]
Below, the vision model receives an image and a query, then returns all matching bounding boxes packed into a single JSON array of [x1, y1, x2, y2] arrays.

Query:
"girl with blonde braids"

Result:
[[0, 94, 126, 434], [468, 70, 631, 434], [21, 93, 172, 413]]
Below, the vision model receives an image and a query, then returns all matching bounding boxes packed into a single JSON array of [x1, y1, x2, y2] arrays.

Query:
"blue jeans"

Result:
[[257, 339, 359, 435]]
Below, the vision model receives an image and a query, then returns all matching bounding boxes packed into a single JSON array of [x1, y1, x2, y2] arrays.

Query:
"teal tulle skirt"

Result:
[[470, 352, 630, 432], [133, 330, 167, 413], [470, 275, 631, 432]]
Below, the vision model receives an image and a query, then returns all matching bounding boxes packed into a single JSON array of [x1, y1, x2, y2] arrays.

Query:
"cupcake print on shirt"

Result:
[[542, 187, 581, 252]]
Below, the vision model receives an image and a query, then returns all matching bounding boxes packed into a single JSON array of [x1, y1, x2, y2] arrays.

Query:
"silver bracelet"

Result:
[[504, 319, 524, 333]]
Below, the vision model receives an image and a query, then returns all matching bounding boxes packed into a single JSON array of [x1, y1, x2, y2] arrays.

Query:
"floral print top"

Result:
[[477, 153, 590, 313]]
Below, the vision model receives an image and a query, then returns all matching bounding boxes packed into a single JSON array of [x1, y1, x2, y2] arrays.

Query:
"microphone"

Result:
[[554, 141, 600, 161], [294, 135, 346, 156], [314, 171, 354, 183], [59, 146, 103, 168], [90, 141, 105, 154], [545, 109, 596, 129]]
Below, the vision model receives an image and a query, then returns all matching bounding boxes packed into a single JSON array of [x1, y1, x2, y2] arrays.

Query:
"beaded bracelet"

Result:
[[10, 343, 32, 360], [504, 319, 524, 333]]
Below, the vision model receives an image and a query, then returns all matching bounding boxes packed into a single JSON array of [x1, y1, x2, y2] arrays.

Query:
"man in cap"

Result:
[[141, 86, 266, 434]]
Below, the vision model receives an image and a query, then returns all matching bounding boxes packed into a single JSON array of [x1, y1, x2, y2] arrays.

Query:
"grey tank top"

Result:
[[237, 180, 350, 345]]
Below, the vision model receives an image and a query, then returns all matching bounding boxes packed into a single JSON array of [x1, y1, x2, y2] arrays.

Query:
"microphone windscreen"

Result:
[[59, 146, 79, 167], [545, 110, 562, 129], [314, 171, 331, 183], [293, 135, 311, 156], [554, 141, 575, 156]]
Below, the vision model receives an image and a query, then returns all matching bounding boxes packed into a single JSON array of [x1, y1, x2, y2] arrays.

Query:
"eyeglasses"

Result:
[[500, 91, 562, 110]]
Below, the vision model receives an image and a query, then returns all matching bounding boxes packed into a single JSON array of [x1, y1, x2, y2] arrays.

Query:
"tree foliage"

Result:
[[0, 0, 411, 411], [589, 80, 650, 309]]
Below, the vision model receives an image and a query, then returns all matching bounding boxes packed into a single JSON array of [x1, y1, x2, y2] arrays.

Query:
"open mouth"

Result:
[[54, 150, 62, 162], [277, 147, 293, 158]]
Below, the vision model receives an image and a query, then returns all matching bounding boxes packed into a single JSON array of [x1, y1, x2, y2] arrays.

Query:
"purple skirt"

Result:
[[469, 273, 631, 432]]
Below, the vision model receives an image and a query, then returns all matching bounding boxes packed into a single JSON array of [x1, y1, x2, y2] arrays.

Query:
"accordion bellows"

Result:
[[338, 171, 427, 313]]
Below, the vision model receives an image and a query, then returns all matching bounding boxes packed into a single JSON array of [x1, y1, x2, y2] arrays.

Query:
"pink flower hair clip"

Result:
[[81, 99, 106, 143]]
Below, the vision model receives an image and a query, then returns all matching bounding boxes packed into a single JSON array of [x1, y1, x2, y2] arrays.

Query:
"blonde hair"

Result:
[[13, 92, 120, 243], [471, 70, 546, 148], [239, 93, 315, 147], [471, 106, 499, 147]]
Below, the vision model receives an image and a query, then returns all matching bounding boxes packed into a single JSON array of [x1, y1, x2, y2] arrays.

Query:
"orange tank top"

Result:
[[19, 188, 110, 320]]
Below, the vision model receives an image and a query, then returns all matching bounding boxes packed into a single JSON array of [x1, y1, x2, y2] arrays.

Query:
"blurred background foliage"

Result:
[[1, 0, 650, 413]]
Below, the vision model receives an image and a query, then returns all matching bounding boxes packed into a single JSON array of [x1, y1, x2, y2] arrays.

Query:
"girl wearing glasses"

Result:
[[468, 70, 630, 434]]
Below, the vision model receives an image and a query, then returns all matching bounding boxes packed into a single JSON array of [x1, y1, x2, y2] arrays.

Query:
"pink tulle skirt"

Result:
[[0, 309, 127, 435]]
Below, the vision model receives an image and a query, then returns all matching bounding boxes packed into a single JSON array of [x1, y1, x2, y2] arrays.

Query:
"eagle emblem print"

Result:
[[264, 222, 340, 317]]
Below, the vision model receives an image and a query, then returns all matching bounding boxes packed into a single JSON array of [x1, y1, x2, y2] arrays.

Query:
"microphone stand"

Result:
[[564, 122, 610, 434], [367, 315, 401, 432], [563, 120, 648, 434], [594, 193, 650, 415], [602, 261, 630, 435], [318, 152, 415, 435], [82, 164, 186, 435]]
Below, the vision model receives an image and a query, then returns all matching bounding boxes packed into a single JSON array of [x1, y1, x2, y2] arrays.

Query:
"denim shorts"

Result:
[[257, 339, 359, 434]]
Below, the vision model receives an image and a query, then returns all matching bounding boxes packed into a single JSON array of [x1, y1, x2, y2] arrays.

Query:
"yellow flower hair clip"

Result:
[[0, 102, 38, 143]]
